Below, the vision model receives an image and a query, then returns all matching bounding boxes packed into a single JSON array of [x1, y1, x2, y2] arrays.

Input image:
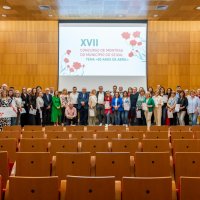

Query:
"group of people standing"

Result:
[[0, 83, 200, 128]]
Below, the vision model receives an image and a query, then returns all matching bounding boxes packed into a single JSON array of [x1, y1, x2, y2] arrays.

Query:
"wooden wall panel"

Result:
[[0, 21, 58, 90], [148, 21, 200, 90]]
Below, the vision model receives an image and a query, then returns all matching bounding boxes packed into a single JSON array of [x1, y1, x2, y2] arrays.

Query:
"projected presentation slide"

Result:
[[59, 22, 147, 90]]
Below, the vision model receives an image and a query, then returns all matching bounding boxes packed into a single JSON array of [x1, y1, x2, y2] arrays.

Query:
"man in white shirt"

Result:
[[69, 86, 79, 125], [96, 86, 106, 126]]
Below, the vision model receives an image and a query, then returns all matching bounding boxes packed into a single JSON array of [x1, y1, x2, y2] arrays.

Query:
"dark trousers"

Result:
[[73, 104, 78, 125], [29, 114, 36, 125], [170, 113, 177, 125], [130, 107, 136, 125], [20, 111, 29, 127], [43, 108, 51, 126], [96, 104, 105, 124], [161, 105, 167, 125], [184, 112, 189, 125], [79, 107, 88, 125], [36, 108, 45, 126], [61, 107, 66, 124], [136, 110, 146, 126], [66, 117, 76, 125]]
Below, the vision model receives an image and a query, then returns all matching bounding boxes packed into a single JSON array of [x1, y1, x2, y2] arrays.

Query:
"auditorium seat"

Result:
[[45, 126, 64, 132], [61, 176, 118, 200], [0, 138, 17, 162], [171, 131, 193, 141], [95, 131, 119, 139], [14, 152, 51, 176], [144, 131, 169, 139], [134, 152, 171, 177], [191, 125, 200, 132], [21, 131, 44, 139], [65, 126, 85, 132], [170, 126, 191, 132], [122, 177, 174, 200], [0, 151, 9, 189], [5, 176, 59, 200], [50, 139, 78, 155], [19, 138, 48, 152], [129, 126, 147, 132], [95, 152, 132, 180], [173, 139, 200, 154], [180, 177, 200, 200], [23, 125, 43, 131], [81, 139, 109, 154], [150, 126, 169, 132], [70, 131, 94, 140], [108, 125, 126, 132], [54, 152, 91, 179], [0, 175, 1, 200], [193, 131, 200, 139], [3, 126, 21, 132], [0, 131, 21, 140], [87, 126, 105, 132], [142, 139, 170, 152], [120, 131, 144, 141], [111, 138, 139, 155], [175, 152, 200, 184], [46, 131, 69, 140]]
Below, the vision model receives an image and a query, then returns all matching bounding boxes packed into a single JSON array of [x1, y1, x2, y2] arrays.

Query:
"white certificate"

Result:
[[142, 103, 148, 111], [136, 110, 141, 118], [0, 107, 17, 118], [175, 104, 180, 112], [20, 108, 26, 114], [105, 101, 110, 109], [162, 95, 168, 103], [167, 110, 173, 118], [29, 109, 37, 115], [124, 103, 130, 111], [89, 108, 95, 117]]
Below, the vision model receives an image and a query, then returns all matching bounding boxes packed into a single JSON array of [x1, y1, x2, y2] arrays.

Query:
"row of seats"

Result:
[[2, 125, 200, 132]]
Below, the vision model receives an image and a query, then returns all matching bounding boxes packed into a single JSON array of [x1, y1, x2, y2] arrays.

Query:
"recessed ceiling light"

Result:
[[196, 6, 200, 10], [39, 5, 51, 11], [2, 14, 7, 17], [2, 5, 11, 10], [48, 14, 53, 17], [155, 5, 169, 10], [153, 14, 159, 17]]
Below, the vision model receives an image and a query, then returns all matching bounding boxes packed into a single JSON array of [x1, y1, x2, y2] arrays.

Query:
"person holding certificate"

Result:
[[111, 91, 123, 125], [167, 91, 177, 125], [136, 89, 146, 125], [144, 91, 155, 129], [177, 90, 188, 125], [153, 90, 163, 126], [104, 91, 112, 126], [122, 91, 130, 126]]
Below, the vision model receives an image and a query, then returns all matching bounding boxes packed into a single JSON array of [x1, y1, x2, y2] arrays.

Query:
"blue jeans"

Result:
[[189, 113, 198, 125], [105, 112, 111, 125], [114, 110, 121, 125], [11, 117, 17, 126], [122, 111, 129, 125]]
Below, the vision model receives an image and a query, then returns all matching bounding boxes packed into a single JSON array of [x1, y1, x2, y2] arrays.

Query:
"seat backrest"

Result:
[[20, 138, 48, 152], [87, 126, 105, 132], [170, 126, 191, 132], [0, 151, 9, 189], [129, 126, 147, 131], [95, 131, 119, 139], [22, 131, 44, 139], [171, 131, 193, 141], [150, 126, 169, 131], [70, 131, 94, 140], [15, 152, 51, 176], [111, 139, 139, 155], [65, 176, 115, 200], [3, 126, 21, 132], [108, 125, 126, 132], [0, 138, 17, 162], [122, 177, 172, 200], [134, 152, 171, 177], [23, 126, 43, 131], [0, 131, 21, 140], [66, 126, 85, 132], [45, 126, 64, 132], [0, 175, 1, 200], [191, 125, 200, 132], [56, 152, 91, 179], [193, 131, 200, 139], [81, 139, 109, 154], [46, 131, 69, 140], [95, 152, 131, 180], [142, 139, 170, 152], [173, 139, 200, 154], [175, 152, 200, 184], [50, 139, 78, 155], [180, 177, 200, 200], [144, 131, 168, 139], [8, 176, 59, 200], [120, 131, 144, 140]]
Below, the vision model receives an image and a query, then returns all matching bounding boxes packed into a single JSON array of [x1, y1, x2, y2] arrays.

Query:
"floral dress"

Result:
[[0, 98, 12, 127]]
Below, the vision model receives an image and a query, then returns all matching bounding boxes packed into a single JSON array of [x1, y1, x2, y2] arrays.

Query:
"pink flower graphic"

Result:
[[66, 50, 71, 55], [128, 52, 134, 57], [121, 32, 130, 40], [70, 68, 74, 72], [64, 58, 69, 63], [130, 40, 137, 46], [137, 42, 142, 46], [133, 31, 140, 38], [73, 62, 81, 70]]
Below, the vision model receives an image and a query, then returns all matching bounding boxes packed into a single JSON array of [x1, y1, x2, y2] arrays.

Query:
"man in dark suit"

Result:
[[130, 87, 139, 125], [78, 87, 89, 125], [43, 88, 52, 126]]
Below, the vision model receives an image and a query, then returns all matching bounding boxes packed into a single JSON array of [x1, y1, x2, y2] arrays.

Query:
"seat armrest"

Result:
[[60, 180, 67, 200], [115, 180, 121, 200], [51, 156, 56, 176], [4, 180, 9, 200]]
